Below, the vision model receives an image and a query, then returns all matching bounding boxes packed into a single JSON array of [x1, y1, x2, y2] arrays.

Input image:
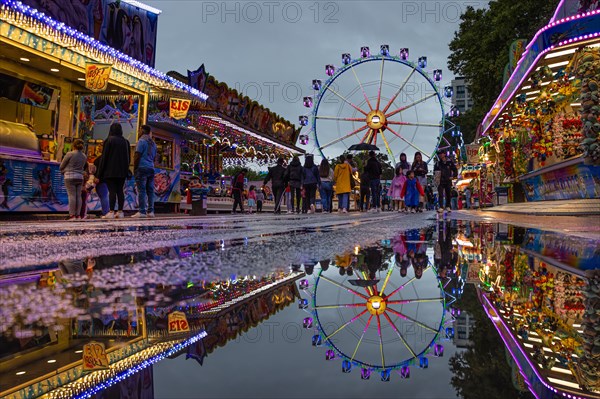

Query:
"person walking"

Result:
[[464, 186, 472, 209], [433, 151, 457, 212], [97, 123, 131, 219], [263, 157, 287, 214], [301, 155, 321, 214], [401, 170, 425, 213], [284, 155, 303, 213], [132, 125, 157, 218], [411, 152, 428, 212], [318, 158, 334, 213], [93, 155, 110, 216], [247, 185, 257, 213], [390, 166, 406, 212], [256, 188, 265, 213], [333, 154, 352, 213], [451, 186, 459, 210], [231, 168, 247, 214], [359, 170, 370, 211], [396, 153, 411, 175], [60, 139, 88, 221], [364, 150, 382, 212]]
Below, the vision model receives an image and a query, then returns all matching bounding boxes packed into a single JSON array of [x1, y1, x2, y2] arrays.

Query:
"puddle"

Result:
[[0, 220, 598, 399]]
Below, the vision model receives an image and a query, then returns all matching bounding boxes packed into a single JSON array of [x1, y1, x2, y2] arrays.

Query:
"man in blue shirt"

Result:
[[132, 125, 157, 217]]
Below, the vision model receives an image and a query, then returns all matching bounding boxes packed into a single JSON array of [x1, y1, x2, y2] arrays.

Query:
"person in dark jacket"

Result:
[[411, 152, 428, 212], [433, 151, 457, 212], [284, 156, 303, 213], [364, 151, 382, 212], [301, 154, 321, 214], [263, 157, 287, 214], [97, 123, 131, 219], [231, 168, 247, 214]]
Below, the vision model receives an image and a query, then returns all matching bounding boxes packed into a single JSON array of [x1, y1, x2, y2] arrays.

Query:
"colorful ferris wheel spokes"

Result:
[[298, 45, 457, 164], [298, 246, 456, 381]]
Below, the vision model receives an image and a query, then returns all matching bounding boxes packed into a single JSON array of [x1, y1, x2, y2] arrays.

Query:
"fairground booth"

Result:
[[0, 0, 208, 213], [475, 0, 600, 203], [161, 66, 303, 196]]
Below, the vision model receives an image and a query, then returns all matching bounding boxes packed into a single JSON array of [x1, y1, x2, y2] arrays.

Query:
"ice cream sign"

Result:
[[85, 63, 112, 92], [169, 98, 191, 120]]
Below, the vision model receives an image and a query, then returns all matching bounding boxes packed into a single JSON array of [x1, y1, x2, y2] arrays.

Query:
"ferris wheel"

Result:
[[298, 45, 458, 164], [298, 246, 457, 381]]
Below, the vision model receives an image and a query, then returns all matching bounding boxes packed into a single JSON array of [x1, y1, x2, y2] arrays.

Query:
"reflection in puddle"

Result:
[[0, 220, 598, 399]]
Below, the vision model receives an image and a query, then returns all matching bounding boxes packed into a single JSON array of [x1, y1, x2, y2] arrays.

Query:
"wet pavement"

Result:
[[0, 211, 598, 399]]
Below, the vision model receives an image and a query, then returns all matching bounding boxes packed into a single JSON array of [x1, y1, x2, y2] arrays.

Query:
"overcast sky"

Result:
[[149, 0, 490, 162]]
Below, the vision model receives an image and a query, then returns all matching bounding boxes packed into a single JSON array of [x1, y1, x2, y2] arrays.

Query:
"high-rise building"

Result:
[[451, 77, 474, 113], [453, 311, 475, 348]]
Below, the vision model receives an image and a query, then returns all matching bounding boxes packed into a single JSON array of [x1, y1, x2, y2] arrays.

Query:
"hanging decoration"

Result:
[[85, 62, 112, 92]]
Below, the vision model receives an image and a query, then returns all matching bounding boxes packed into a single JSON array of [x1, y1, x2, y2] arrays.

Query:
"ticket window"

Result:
[[154, 136, 174, 169]]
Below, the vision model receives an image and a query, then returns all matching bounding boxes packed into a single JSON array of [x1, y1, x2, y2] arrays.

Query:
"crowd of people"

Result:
[[238, 149, 459, 215]]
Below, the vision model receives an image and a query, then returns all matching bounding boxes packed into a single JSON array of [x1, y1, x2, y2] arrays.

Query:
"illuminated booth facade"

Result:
[[477, 1, 600, 202], [0, 0, 207, 213]]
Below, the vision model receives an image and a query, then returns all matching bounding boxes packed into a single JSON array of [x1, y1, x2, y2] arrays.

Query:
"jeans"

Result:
[[105, 178, 126, 211], [290, 186, 301, 212], [257, 200, 263, 212], [451, 197, 458, 210], [370, 179, 381, 209], [465, 196, 471, 209], [272, 186, 284, 213], [360, 187, 370, 211], [285, 191, 292, 211], [95, 182, 110, 215], [337, 193, 349, 210], [135, 167, 155, 214], [65, 179, 83, 216], [303, 183, 317, 212], [438, 183, 451, 209], [319, 181, 333, 212]]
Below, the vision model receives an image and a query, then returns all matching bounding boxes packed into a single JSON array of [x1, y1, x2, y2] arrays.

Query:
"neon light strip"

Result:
[[0, 0, 206, 100]]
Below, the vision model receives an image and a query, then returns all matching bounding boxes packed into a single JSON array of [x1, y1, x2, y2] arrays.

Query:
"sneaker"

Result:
[[437, 208, 444, 213], [445, 207, 451, 212], [147, 212, 155, 218], [287, 210, 293, 214], [116, 211, 125, 218], [102, 211, 115, 219], [410, 208, 416, 213], [131, 212, 147, 218], [67, 215, 77, 221], [342, 209, 348, 213], [310, 204, 315, 213]]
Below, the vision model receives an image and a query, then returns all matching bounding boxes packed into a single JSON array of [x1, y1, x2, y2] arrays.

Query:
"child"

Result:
[[80, 163, 95, 219], [401, 171, 425, 213], [256, 188, 265, 213], [390, 167, 406, 212], [247, 185, 257, 214]]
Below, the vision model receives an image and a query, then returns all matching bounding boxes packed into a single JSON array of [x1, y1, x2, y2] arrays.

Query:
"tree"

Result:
[[449, 284, 534, 399], [328, 151, 395, 180], [447, 0, 561, 142], [222, 166, 265, 181]]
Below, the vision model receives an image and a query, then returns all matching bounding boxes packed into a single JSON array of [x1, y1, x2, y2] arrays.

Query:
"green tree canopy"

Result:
[[328, 151, 395, 180], [447, 0, 561, 143]]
